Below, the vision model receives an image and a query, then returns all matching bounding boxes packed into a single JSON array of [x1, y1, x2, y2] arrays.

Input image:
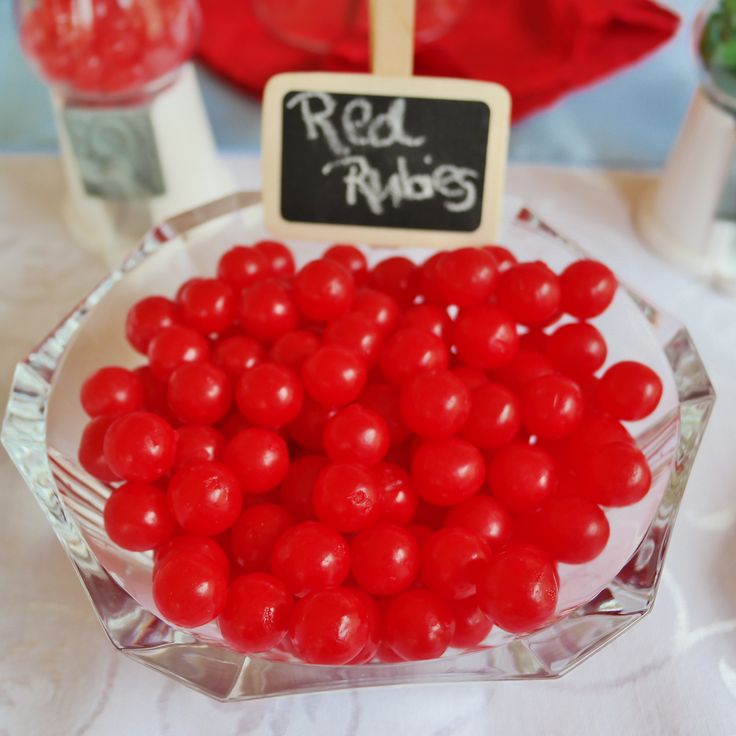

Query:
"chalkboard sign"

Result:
[[262, 73, 510, 248]]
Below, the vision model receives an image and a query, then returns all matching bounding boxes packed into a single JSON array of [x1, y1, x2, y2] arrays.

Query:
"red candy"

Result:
[[271, 521, 350, 596], [177, 278, 235, 335], [235, 363, 303, 428], [412, 437, 485, 506], [435, 247, 498, 307], [153, 551, 228, 628], [488, 443, 558, 514], [229, 503, 294, 572], [380, 328, 449, 385], [560, 259, 617, 318], [351, 523, 420, 595], [383, 589, 455, 660], [219, 573, 293, 652], [293, 259, 355, 322], [103, 411, 176, 482], [322, 404, 390, 466], [104, 481, 175, 551], [86, 242, 660, 664], [289, 587, 371, 664], [421, 527, 488, 600], [81, 366, 144, 418], [167, 362, 232, 425], [302, 345, 367, 407], [223, 428, 290, 494], [312, 463, 381, 532], [125, 296, 179, 354], [168, 462, 242, 536], [596, 361, 663, 421], [400, 369, 470, 439], [476, 546, 559, 634]]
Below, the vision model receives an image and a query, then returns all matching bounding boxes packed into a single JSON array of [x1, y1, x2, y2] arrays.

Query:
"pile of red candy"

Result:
[[19, 0, 198, 96], [77, 240, 663, 665]]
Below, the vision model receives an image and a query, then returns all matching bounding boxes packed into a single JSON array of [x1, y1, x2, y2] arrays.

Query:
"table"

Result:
[[1, 154, 734, 736]]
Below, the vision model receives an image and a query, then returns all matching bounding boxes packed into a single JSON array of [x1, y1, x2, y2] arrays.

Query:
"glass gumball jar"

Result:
[[15, 0, 232, 263]]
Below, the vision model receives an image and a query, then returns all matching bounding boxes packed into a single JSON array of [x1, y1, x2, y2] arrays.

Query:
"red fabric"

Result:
[[197, 0, 679, 121]]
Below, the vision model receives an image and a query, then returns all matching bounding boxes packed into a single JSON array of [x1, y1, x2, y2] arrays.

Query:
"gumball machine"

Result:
[[16, 0, 232, 263]]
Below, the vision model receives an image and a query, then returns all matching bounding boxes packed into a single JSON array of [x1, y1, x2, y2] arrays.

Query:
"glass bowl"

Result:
[[2, 191, 714, 701]]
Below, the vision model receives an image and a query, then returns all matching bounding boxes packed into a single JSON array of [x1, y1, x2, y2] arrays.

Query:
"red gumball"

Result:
[[236, 362, 304, 428], [399, 369, 470, 439], [167, 361, 232, 425], [125, 295, 179, 354], [421, 527, 488, 600], [323, 404, 390, 466], [254, 240, 295, 278], [323, 311, 383, 366], [81, 366, 144, 418], [147, 325, 209, 380], [177, 278, 236, 335], [79, 415, 120, 483], [560, 259, 617, 318], [435, 247, 498, 307], [444, 495, 513, 552], [451, 597, 494, 648], [476, 546, 558, 634], [223, 428, 290, 494], [293, 259, 355, 322], [212, 335, 264, 378], [271, 521, 350, 596], [400, 304, 452, 341], [238, 279, 299, 343], [370, 256, 418, 307], [323, 244, 368, 285], [372, 462, 418, 525], [229, 503, 294, 572], [596, 361, 663, 421], [496, 262, 561, 327], [269, 330, 321, 369], [380, 328, 449, 386], [217, 245, 270, 289], [302, 346, 367, 407], [312, 463, 381, 532], [453, 305, 518, 370], [520, 374, 584, 440], [104, 481, 175, 551], [173, 424, 224, 469], [460, 381, 521, 449]]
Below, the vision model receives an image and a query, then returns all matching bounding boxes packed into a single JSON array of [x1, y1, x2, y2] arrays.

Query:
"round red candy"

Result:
[[269, 330, 321, 369], [476, 546, 558, 634], [223, 428, 290, 494], [460, 381, 521, 449], [167, 361, 232, 425], [422, 527, 488, 600], [352, 288, 400, 335], [560, 259, 617, 318], [383, 589, 455, 661], [323, 244, 368, 285], [125, 295, 178, 354], [322, 404, 390, 466], [323, 311, 383, 366], [523, 496, 610, 564], [380, 328, 449, 385], [487, 443, 558, 514], [212, 335, 264, 377], [453, 305, 518, 370], [399, 369, 470, 439], [80, 366, 144, 418], [312, 463, 381, 532], [173, 424, 224, 469], [451, 597, 494, 648], [217, 245, 270, 288], [496, 262, 561, 326], [154, 535, 230, 577], [103, 481, 175, 551], [168, 461, 242, 536], [578, 442, 652, 507], [235, 362, 304, 428], [400, 304, 452, 341], [79, 416, 120, 483], [520, 374, 584, 440], [372, 462, 418, 525], [444, 495, 513, 552], [254, 240, 295, 278], [177, 278, 235, 335], [103, 411, 176, 482], [238, 279, 299, 343], [289, 587, 371, 665], [153, 551, 228, 628], [411, 437, 485, 506], [147, 325, 209, 380], [596, 361, 663, 421], [229, 503, 294, 572], [435, 247, 498, 307], [219, 573, 293, 653], [293, 259, 355, 322], [301, 346, 367, 407], [370, 256, 418, 307], [546, 322, 607, 377], [271, 521, 350, 596], [492, 349, 555, 392], [351, 523, 420, 596]]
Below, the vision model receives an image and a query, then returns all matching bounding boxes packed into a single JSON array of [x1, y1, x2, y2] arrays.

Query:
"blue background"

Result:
[[0, 0, 699, 167]]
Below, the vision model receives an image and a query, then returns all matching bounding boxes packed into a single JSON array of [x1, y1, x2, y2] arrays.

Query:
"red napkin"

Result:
[[197, 0, 679, 121]]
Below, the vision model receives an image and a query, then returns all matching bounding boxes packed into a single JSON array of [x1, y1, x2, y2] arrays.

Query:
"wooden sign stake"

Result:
[[370, 0, 416, 77]]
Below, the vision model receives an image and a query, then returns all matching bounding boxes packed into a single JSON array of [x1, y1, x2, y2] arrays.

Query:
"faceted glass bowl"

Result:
[[2, 191, 714, 701]]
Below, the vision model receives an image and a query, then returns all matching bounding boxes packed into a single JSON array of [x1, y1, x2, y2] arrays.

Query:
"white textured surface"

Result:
[[1, 155, 734, 736]]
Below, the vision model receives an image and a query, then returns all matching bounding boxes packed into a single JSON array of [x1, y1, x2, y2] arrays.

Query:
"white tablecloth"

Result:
[[1, 155, 734, 736]]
